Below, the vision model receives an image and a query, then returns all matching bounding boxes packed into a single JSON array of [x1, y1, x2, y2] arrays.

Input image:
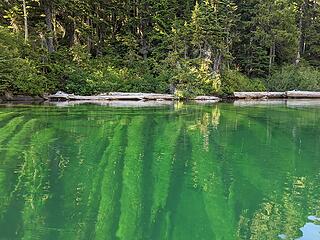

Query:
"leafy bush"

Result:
[[53, 55, 170, 95], [265, 65, 320, 91], [0, 27, 48, 95], [169, 61, 221, 99], [220, 70, 266, 95]]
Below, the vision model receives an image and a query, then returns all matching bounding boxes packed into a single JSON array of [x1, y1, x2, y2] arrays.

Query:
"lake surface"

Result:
[[0, 102, 319, 240]]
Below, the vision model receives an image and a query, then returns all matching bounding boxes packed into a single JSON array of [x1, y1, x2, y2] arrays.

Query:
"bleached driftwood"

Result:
[[49, 91, 175, 101], [234, 92, 286, 99], [48, 91, 221, 102], [286, 91, 320, 98], [234, 91, 320, 99], [192, 96, 220, 101]]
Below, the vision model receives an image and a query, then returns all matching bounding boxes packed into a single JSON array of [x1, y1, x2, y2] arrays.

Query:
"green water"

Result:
[[0, 103, 319, 240]]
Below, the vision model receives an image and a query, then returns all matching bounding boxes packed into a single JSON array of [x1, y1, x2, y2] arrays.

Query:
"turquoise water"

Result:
[[0, 103, 319, 240]]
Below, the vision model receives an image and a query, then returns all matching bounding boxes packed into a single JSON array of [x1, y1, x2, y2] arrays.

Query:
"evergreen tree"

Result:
[[0, 0, 319, 95]]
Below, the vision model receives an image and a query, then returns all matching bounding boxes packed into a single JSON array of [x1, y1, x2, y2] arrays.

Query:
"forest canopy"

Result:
[[0, 0, 319, 96]]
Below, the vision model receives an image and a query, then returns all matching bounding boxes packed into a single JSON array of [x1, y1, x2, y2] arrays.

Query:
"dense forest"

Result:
[[0, 0, 320, 97]]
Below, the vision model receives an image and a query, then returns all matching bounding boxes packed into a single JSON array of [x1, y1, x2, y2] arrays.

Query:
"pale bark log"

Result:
[[234, 92, 286, 99], [286, 91, 320, 98]]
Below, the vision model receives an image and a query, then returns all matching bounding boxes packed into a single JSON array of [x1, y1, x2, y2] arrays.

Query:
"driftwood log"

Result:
[[48, 90, 320, 102], [234, 92, 286, 99], [286, 91, 320, 98], [48, 92, 175, 101], [193, 96, 220, 101], [48, 91, 221, 102], [234, 91, 320, 99]]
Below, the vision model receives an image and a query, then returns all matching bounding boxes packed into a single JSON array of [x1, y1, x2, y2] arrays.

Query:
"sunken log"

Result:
[[286, 91, 320, 98], [234, 92, 286, 99]]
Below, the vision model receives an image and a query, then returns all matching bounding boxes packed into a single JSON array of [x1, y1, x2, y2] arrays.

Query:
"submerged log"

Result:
[[234, 92, 286, 99], [286, 91, 320, 98]]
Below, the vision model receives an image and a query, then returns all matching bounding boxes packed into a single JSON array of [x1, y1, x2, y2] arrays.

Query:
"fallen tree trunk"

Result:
[[48, 91, 222, 102], [234, 92, 286, 99], [234, 91, 320, 99], [192, 96, 220, 101], [48, 91, 176, 101], [286, 91, 320, 98]]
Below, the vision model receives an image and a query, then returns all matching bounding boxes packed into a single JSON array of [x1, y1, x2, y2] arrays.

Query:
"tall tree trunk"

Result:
[[86, 18, 93, 55], [184, 41, 188, 59], [111, 11, 117, 41], [269, 42, 275, 74], [138, 1, 150, 60], [296, 2, 305, 65], [62, 16, 75, 47], [140, 38, 148, 60], [213, 50, 222, 73], [41, 0, 55, 52], [22, 0, 28, 43], [66, 20, 75, 47]]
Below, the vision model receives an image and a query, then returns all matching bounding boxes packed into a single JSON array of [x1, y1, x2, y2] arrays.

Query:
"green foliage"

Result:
[[169, 61, 221, 99], [0, 27, 48, 95], [265, 65, 320, 91], [50, 58, 170, 95], [0, 0, 319, 96], [220, 70, 266, 95]]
